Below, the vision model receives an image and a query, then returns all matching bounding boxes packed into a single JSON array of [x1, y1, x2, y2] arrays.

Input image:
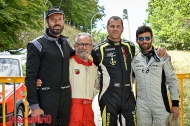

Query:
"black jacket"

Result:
[[91, 38, 135, 99], [25, 29, 74, 105]]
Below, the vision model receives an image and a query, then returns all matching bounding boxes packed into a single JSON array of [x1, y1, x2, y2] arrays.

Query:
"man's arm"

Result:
[[90, 49, 99, 66], [163, 56, 180, 118], [70, 45, 75, 56], [94, 70, 101, 90], [25, 42, 41, 110]]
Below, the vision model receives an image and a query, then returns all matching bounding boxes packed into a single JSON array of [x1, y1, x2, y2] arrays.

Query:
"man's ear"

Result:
[[152, 37, 154, 42], [74, 44, 77, 49], [136, 39, 139, 44], [46, 20, 49, 28]]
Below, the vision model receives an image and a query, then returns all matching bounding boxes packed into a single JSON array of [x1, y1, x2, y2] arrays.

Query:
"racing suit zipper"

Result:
[[55, 40, 64, 86], [85, 66, 88, 99], [118, 45, 126, 100], [55, 40, 64, 57]]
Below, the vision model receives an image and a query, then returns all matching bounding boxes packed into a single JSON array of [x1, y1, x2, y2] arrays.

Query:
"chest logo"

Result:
[[105, 48, 115, 51], [74, 69, 80, 75], [107, 52, 116, 57], [142, 68, 149, 73], [110, 58, 116, 65], [114, 83, 120, 87], [121, 47, 128, 70]]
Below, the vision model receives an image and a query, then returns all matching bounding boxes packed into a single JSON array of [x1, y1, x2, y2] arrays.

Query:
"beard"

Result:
[[49, 25, 64, 36], [139, 41, 152, 51], [77, 50, 90, 60]]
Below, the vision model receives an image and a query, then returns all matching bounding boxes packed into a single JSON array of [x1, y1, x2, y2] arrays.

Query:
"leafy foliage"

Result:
[[0, 0, 105, 51], [0, 0, 46, 51], [92, 29, 107, 44], [48, 0, 105, 32], [146, 0, 190, 50]]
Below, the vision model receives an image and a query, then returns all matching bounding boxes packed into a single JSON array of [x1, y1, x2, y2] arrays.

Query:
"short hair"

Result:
[[136, 25, 153, 38], [74, 33, 93, 44], [107, 16, 123, 27]]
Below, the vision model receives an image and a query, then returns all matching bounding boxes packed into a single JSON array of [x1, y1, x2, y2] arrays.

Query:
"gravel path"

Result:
[[92, 94, 102, 126]]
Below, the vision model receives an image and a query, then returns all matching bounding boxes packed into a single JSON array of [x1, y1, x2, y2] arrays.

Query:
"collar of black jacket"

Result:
[[43, 28, 59, 41], [107, 36, 121, 46]]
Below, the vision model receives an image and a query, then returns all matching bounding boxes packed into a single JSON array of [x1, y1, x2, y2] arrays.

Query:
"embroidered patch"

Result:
[[74, 69, 80, 75], [32, 40, 42, 52], [93, 46, 99, 51], [105, 48, 115, 51], [110, 58, 116, 65], [107, 52, 116, 57], [114, 83, 120, 87], [125, 84, 131, 86]]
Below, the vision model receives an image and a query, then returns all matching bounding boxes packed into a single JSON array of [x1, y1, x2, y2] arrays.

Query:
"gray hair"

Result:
[[74, 32, 93, 44]]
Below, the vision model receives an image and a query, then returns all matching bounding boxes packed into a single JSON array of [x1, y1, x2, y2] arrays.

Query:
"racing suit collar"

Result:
[[71, 54, 93, 66], [141, 46, 160, 62], [107, 36, 121, 46]]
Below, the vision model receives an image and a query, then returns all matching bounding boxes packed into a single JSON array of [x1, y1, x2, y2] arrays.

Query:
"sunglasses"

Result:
[[138, 36, 151, 42]]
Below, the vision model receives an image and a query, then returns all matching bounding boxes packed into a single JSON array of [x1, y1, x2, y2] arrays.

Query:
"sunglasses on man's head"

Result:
[[138, 36, 151, 42]]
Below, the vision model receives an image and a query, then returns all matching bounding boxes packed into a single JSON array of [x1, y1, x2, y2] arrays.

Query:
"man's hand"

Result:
[[31, 108, 45, 124], [36, 79, 42, 89], [31, 108, 44, 117], [157, 47, 168, 58], [171, 106, 180, 118]]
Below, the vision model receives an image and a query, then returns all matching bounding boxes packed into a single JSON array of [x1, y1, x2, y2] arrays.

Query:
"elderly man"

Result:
[[69, 33, 99, 126]]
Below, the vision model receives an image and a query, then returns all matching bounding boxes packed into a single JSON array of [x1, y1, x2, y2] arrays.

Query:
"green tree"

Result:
[[146, 0, 190, 50], [0, 0, 105, 51], [49, 0, 105, 32], [0, 0, 46, 51], [92, 29, 107, 44]]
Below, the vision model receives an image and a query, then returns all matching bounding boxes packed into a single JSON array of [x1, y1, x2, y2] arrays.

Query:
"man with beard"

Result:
[[68, 33, 99, 126], [25, 6, 74, 126], [132, 25, 179, 126], [91, 16, 167, 126], [36, 33, 99, 126]]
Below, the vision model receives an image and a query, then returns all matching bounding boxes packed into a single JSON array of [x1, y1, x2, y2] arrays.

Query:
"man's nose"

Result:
[[113, 26, 117, 30], [53, 19, 61, 24], [82, 45, 87, 49]]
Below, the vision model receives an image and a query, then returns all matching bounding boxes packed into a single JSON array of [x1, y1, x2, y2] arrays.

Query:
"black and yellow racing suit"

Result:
[[91, 38, 136, 126]]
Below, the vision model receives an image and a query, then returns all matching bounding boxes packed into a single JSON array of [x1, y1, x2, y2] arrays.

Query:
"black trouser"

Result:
[[36, 87, 71, 126], [99, 90, 136, 126]]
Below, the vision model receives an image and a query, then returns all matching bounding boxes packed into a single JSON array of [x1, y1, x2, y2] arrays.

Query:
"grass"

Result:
[[168, 50, 190, 125], [62, 24, 81, 46], [168, 50, 190, 73]]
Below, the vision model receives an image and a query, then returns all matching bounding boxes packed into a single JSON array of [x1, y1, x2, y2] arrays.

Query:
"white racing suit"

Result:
[[132, 50, 179, 126]]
